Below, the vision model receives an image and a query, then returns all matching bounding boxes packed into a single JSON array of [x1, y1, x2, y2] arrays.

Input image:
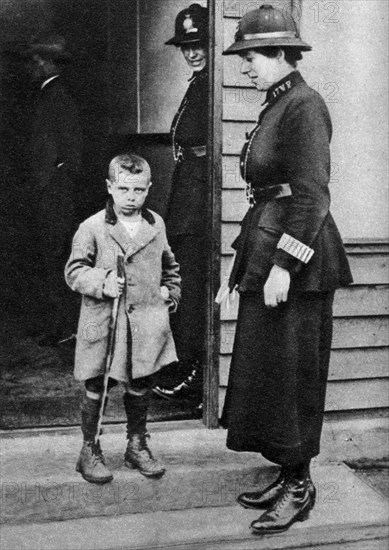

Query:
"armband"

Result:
[[276, 233, 314, 264]]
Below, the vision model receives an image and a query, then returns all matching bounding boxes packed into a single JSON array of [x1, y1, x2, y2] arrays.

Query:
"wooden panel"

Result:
[[218, 378, 389, 412], [222, 86, 262, 121], [221, 223, 241, 255], [222, 0, 293, 19], [221, 246, 389, 287], [345, 241, 389, 255], [222, 188, 248, 221], [348, 255, 389, 285], [220, 317, 389, 354], [219, 347, 389, 386], [325, 379, 389, 411], [222, 156, 246, 189], [219, 285, 389, 321], [223, 122, 255, 154]]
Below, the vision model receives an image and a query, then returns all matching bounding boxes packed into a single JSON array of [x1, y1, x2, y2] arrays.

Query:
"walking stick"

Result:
[[95, 254, 125, 443]]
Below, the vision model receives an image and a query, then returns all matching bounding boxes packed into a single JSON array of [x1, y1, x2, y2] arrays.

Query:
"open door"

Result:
[[0, 0, 220, 429]]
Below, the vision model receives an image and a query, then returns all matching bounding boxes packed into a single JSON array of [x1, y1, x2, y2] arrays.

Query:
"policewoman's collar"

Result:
[[265, 70, 304, 106]]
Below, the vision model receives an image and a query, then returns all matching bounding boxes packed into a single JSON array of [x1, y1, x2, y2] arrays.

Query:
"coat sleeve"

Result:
[[65, 222, 110, 300], [273, 93, 332, 274], [161, 228, 181, 310]]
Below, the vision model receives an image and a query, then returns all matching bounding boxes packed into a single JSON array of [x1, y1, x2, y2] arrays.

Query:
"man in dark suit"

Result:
[[23, 35, 82, 345]]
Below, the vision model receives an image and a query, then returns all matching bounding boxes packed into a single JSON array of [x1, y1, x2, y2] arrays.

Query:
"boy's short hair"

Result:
[[108, 154, 151, 184]]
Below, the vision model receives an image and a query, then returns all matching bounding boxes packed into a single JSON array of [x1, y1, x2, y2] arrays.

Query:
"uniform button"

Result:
[[128, 304, 135, 313]]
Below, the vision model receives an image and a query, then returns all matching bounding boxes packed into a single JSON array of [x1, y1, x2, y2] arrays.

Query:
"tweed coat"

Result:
[[65, 202, 181, 381], [229, 71, 353, 293]]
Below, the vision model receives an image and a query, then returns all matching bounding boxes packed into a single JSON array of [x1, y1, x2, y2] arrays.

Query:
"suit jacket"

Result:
[[29, 77, 82, 197], [230, 71, 353, 293], [65, 202, 181, 381]]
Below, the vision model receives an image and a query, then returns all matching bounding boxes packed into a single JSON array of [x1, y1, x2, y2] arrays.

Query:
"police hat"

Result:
[[165, 4, 208, 46], [19, 34, 72, 61], [223, 4, 311, 55]]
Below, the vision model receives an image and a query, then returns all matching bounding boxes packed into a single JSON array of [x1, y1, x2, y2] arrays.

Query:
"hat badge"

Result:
[[183, 14, 198, 34]]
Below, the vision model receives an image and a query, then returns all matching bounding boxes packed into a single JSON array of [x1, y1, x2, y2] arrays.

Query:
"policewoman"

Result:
[[160, 4, 208, 395], [220, 5, 353, 535]]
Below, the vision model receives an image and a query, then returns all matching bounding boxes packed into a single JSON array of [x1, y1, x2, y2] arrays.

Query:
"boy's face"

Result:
[[107, 170, 150, 218]]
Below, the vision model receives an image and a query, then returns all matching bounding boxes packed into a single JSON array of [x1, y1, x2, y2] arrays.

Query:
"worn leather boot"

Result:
[[238, 463, 316, 510], [76, 396, 113, 484], [123, 392, 165, 478], [250, 467, 314, 534]]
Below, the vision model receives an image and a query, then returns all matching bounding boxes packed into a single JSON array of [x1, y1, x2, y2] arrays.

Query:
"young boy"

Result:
[[65, 154, 181, 484]]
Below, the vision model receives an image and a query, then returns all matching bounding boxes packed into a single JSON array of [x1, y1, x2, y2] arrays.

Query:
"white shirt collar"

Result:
[[41, 75, 60, 90]]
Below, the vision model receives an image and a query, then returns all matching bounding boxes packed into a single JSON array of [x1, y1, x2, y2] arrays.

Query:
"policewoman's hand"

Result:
[[264, 265, 290, 308], [103, 271, 125, 298]]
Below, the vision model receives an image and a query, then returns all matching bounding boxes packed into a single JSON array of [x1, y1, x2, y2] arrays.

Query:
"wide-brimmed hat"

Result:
[[165, 4, 208, 46], [19, 34, 72, 61], [223, 4, 311, 55]]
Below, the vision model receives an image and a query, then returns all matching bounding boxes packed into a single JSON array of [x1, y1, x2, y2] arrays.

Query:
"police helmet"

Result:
[[223, 4, 311, 55], [165, 4, 208, 46]]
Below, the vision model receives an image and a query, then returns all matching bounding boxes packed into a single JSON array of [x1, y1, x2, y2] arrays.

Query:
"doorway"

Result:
[[0, 0, 219, 429]]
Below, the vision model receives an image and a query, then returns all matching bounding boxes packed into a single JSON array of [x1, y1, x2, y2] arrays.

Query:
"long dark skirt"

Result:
[[221, 288, 335, 466]]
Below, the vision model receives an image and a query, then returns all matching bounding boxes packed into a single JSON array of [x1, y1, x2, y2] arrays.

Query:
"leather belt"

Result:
[[180, 145, 207, 159], [252, 183, 292, 202]]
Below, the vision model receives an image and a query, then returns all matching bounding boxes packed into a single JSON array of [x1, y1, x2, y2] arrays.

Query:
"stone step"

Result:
[[1, 420, 388, 537], [1, 423, 273, 525], [0, 469, 387, 549]]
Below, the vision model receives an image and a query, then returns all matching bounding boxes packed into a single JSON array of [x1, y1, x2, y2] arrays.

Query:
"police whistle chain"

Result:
[[96, 254, 125, 444]]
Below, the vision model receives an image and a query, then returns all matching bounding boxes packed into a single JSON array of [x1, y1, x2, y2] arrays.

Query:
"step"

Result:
[[0, 463, 387, 549], [1, 423, 275, 525]]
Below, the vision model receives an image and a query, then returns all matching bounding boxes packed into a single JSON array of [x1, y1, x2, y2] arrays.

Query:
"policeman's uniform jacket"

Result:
[[65, 201, 181, 381], [165, 67, 208, 236], [229, 71, 353, 292]]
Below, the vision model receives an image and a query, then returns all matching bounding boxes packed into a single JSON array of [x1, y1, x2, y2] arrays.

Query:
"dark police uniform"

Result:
[[165, 67, 208, 366], [221, 71, 353, 465]]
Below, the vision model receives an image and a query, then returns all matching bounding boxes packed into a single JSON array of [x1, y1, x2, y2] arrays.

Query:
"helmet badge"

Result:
[[183, 14, 198, 34]]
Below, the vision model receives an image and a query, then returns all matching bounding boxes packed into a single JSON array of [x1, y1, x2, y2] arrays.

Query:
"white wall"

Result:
[[300, 0, 388, 239]]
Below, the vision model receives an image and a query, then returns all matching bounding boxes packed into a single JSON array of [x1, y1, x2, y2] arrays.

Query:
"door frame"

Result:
[[203, 0, 223, 428]]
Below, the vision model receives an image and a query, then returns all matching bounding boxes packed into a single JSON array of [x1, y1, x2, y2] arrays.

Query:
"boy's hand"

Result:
[[103, 271, 125, 298]]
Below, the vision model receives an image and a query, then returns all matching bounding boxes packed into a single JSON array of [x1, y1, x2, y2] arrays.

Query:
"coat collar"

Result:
[[105, 198, 159, 258], [265, 70, 304, 106]]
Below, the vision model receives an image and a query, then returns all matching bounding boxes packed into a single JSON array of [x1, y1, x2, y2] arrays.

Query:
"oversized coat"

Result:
[[65, 201, 181, 381]]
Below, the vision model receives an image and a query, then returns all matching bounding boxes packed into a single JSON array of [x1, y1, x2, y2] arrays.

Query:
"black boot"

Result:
[[75, 396, 113, 484], [237, 463, 316, 510], [152, 360, 202, 402], [250, 464, 314, 535], [123, 392, 165, 478]]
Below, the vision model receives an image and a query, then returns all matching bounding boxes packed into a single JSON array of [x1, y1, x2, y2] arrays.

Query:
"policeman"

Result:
[[154, 4, 208, 402]]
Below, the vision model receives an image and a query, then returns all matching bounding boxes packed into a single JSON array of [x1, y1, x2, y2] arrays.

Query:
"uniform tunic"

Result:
[[221, 71, 352, 465], [165, 68, 208, 364]]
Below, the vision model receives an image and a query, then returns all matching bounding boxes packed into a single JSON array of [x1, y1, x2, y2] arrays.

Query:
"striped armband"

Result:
[[276, 233, 314, 264]]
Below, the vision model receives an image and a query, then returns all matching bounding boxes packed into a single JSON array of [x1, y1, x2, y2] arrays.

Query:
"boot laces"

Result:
[[270, 478, 305, 517], [87, 441, 105, 465]]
